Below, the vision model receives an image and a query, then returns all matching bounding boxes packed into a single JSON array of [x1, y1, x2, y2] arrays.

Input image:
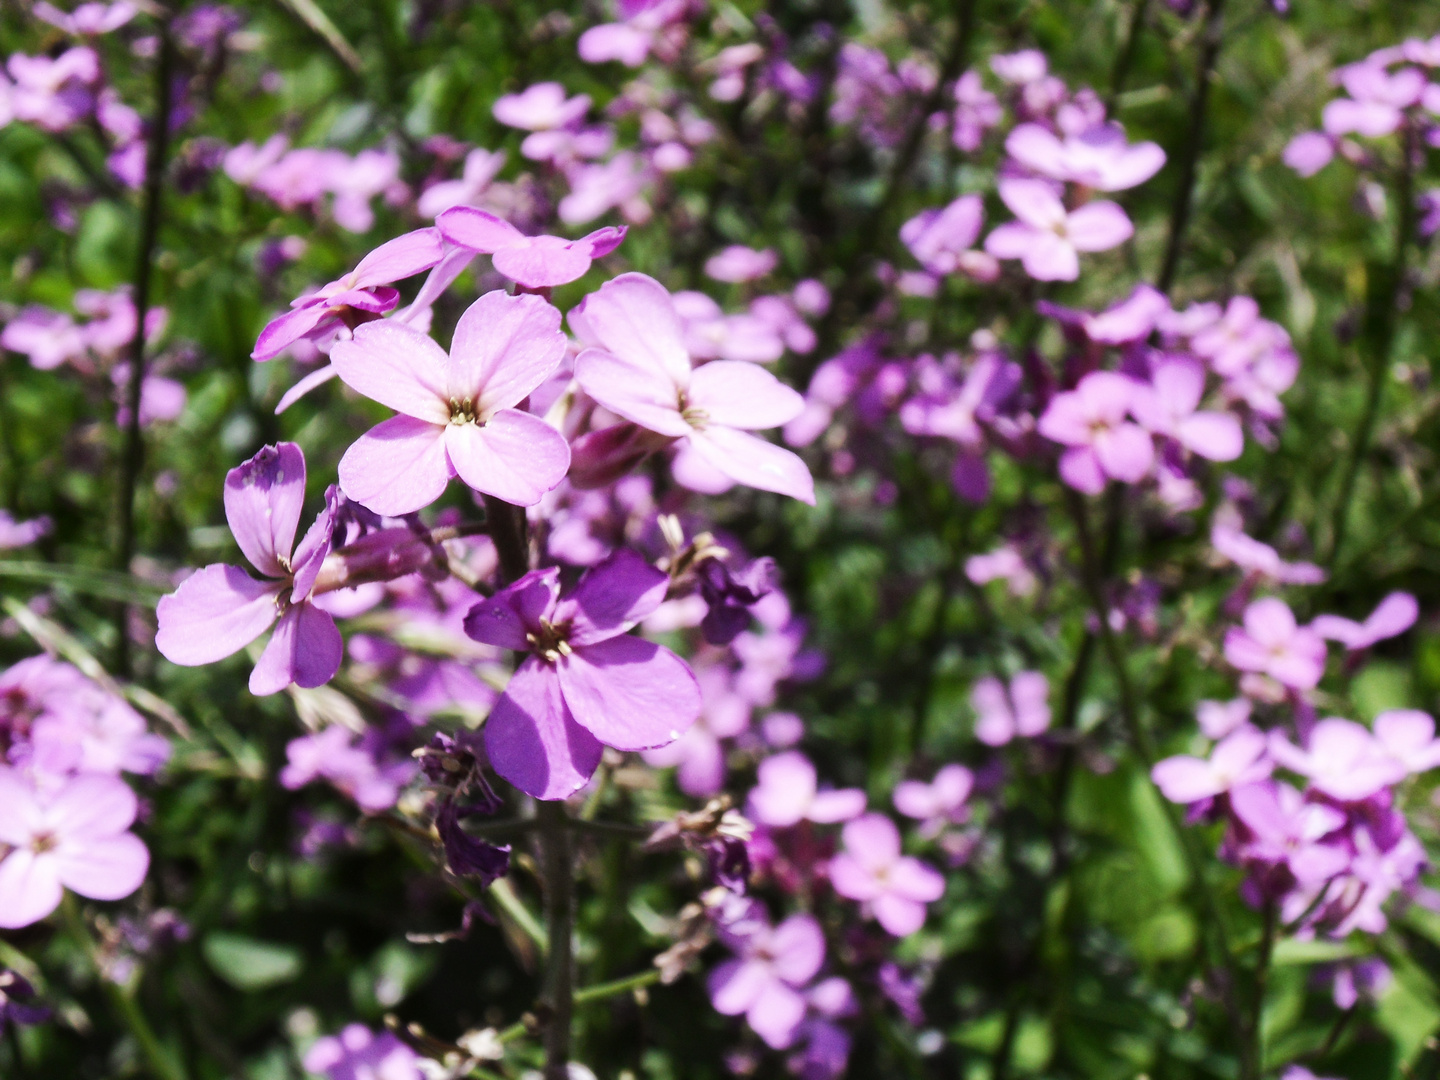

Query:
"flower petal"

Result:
[[435, 206, 525, 253], [338, 415, 452, 516], [443, 409, 571, 507], [223, 443, 306, 578], [574, 346, 690, 437], [349, 227, 446, 288], [155, 565, 281, 666], [554, 549, 668, 646], [448, 290, 567, 416], [685, 427, 815, 504], [558, 636, 701, 751], [492, 243, 594, 288], [484, 657, 603, 800], [0, 850, 63, 929], [687, 361, 805, 430], [47, 774, 138, 838], [570, 272, 692, 387], [330, 320, 451, 424], [249, 601, 342, 696], [1065, 201, 1134, 252], [54, 833, 149, 901]]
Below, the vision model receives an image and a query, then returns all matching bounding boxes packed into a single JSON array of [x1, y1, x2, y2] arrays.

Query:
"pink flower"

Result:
[[708, 909, 826, 1049], [1129, 357, 1243, 461], [463, 551, 701, 799], [704, 245, 778, 283], [1310, 592, 1418, 651], [1082, 285, 1171, 345], [1268, 718, 1406, 802], [33, 1, 137, 35], [1036, 371, 1153, 494], [330, 290, 570, 515], [1223, 598, 1327, 690], [492, 82, 591, 131], [303, 1025, 422, 1080], [0, 511, 52, 549], [1230, 781, 1350, 885], [984, 179, 1133, 281], [964, 545, 1037, 597], [1371, 710, 1440, 777], [1005, 122, 1165, 191], [900, 194, 997, 280], [416, 148, 508, 218], [746, 751, 866, 828], [572, 273, 814, 503], [893, 764, 973, 837], [970, 671, 1050, 746], [436, 206, 625, 288], [641, 666, 750, 796], [155, 443, 344, 696], [1283, 132, 1335, 176], [1322, 64, 1425, 138], [1152, 726, 1272, 804], [1210, 523, 1326, 585], [251, 228, 445, 361], [280, 726, 415, 813], [0, 769, 149, 929], [830, 814, 945, 936], [1196, 698, 1252, 739], [1, 306, 88, 369]]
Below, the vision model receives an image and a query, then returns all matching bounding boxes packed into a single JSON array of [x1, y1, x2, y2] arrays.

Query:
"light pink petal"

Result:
[[1363, 592, 1419, 642], [443, 409, 571, 507], [1177, 412, 1243, 461], [48, 774, 138, 838], [223, 442, 305, 577], [687, 361, 805, 430], [155, 564, 281, 666], [983, 222, 1041, 261], [1010, 671, 1052, 736], [0, 771, 41, 845], [249, 601, 342, 695], [1036, 392, 1093, 446], [889, 856, 946, 901], [491, 244, 593, 289], [54, 833, 148, 901], [709, 958, 771, 1016], [769, 913, 826, 984], [350, 227, 445, 288], [747, 981, 808, 1049], [996, 178, 1066, 228], [575, 225, 627, 259], [578, 22, 652, 66], [808, 789, 868, 823], [574, 347, 689, 437], [435, 206, 525, 253], [484, 657, 603, 800], [1151, 756, 1222, 803], [556, 549, 668, 646], [1093, 422, 1154, 482], [841, 813, 901, 871], [1097, 142, 1166, 191], [0, 851, 63, 929], [685, 427, 816, 504], [1375, 709, 1436, 754], [893, 780, 937, 819], [330, 320, 451, 424], [1309, 614, 1364, 647], [448, 291, 566, 416], [1004, 124, 1066, 177], [1019, 231, 1079, 282], [251, 303, 330, 362], [872, 894, 929, 936], [1222, 629, 1271, 673], [1245, 596, 1298, 643], [748, 752, 817, 827], [1065, 201, 1134, 252], [338, 415, 452, 516], [1148, 358, 1206, 417], [1058, 446, 1106, 494], [828, 852, 882, 901], [571, 272, 692, 387], [558, 636, 701, 750]]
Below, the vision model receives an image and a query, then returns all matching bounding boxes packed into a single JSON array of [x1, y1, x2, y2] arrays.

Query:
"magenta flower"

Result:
[[1082, 285, 1171, 345], [1037, 372, 1154, 493], [572, 273, 815, 503], [746, 751, 867, 828], [436, 206, 625, 288], [1268, 718, 1406, 802], [1197, 698, 1252, 739], [330, 290, 570, 515], [1, 307, 88, 369], [0, 769, 149, 929], [1130, 358, 1243, 462], [303, 1025, 422, 1080], [1223, 598, 1327, 691], [280, 727, 415, 813], [34, 1, 137, 35], [1210, 523, 1326, 585], [1151, 726, 1272, 805], [1005, 122, 1165, 191], [0, 511, 52, 550], [641, 667, 751, 796], [1229, 781, 1350, 885], [251, 228, 445, 361], [709, 909, 826, 1049], [900, 194, 997, 280], [965, 545, 1037, 597], [1311, 591, 1418, 651], [830, 814, 945, 936], [1283, 132, 1335, 177], [578, 0, 688, 67], [463, 550, 701, 799], [492, 82, 591, 131], [1373, 710, 1440, 776], [1322, 63, 1425, 138], [155, 443, 344, 696], [970, 671, 1051, 746], [704, 245, 779, 283], [984, 179, 1133, 282], [893, 764, 973, 837]]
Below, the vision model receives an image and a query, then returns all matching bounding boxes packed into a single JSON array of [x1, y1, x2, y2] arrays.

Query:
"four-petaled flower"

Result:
[[984, 179, 1133, 282], [829, 813, 945, 936], [438, 206, 626, 289]]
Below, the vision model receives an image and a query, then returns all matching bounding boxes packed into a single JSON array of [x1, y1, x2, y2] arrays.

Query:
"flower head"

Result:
[[437, 206, 626, 288], [830, 813, 945, 936]]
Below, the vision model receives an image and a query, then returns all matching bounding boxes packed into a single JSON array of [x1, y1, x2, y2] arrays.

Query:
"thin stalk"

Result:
[[1327, 126, 1418, 565], [482, 495, 530, 585], [489, 878, 548, 952], [537, 799, 575, 1080], [573, 968, 661, 1006], [1251, 900, 1278, 1074], [1156, 0, 1227, 293], [1104, 0, 1152, 114], [113, 16, 177, 675], [61, 897, 187, 1080]]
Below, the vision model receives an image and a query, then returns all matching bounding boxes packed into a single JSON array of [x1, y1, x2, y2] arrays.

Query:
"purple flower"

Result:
[[251, 228, 445, 361], [641, 666, 751, 795], [1005, 122, 1165, 191], [492, 82, 591, 131], [971, 671, 1051, 746], [34, 1, 138, 35], [0, 511, 52, 549], [572, 273, 814, 502], [330, 290, 570, 515], [893, 764, 973, 837], [704, 245, 778, 283], [1373, 710, 1440, 775], [437, 206, 625, 288], [1036, 371, 1154, 493], [1268, 718, 1407, 802], [965, 545, 1037, 597], [1130, 358, 1243, 461], [829, 813, 945, 936], [1197, 698, 1252, 739], [0, 769, 149, 929], [984, 179, 1133, 281], [1, 306, 88, 369], [708, 908, 826, 1048], [1152, 726, 1272, 804], [1229, 781, 1350, 885], [900, 194, 997, 280], [1311, 591, 1418, 650], [1322, 63, 1425, 138], [155, 443, 344, 696], [1283, 132, 1336, 176], [303, 1025, 423, 1080], [0, 969, 49, 1032], [698, 557, 776, 646], [1223, 597, 1327, 691], [1210, 523, 1326, 585], [279, 726, 416, 812], [463, 550, 701, 799], [746, 751, 866, 828]]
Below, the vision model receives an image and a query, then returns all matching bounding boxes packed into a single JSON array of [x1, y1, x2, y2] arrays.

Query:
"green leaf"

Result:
[[202, 934, 303, 991]]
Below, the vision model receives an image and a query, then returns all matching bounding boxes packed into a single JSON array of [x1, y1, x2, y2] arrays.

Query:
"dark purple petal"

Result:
[[249, 601, 342, 695], [223, 443, 306, 577], [555, 549, 668, 645], [484, 656, 602, 799], [558, 635, 700, 750]]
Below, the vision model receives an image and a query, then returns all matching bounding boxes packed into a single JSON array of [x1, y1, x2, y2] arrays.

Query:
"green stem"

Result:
[[1104, 0, 1152, 114], [61, 896, 187, 1080], [537, 800, 575, 1080], [488, 878, 548, 953], [114, 15, 177, 676], [573, 968, 660, 1006], [1156, 0, 1227, 293], [1251, 900, 1277, 1074]]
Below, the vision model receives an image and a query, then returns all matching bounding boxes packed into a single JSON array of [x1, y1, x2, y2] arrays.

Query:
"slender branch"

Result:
[[573, 968, 660, 1006], [488, 879, 548, 952], [113, 16, 177, 675], [1104, 0, 1152, 115], [482, 495, 531, 585], [1155, 0, 1227, 293], [537, 799, 575, 1080], [1250, 900, 1278, 1074]]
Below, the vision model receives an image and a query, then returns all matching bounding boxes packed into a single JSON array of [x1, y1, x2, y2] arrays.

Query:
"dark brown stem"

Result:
[[483, 495, 531, 585], [1156, 0, 1226, 293], [537, 799, 574, 1080], [113, 16, 176, 675]]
